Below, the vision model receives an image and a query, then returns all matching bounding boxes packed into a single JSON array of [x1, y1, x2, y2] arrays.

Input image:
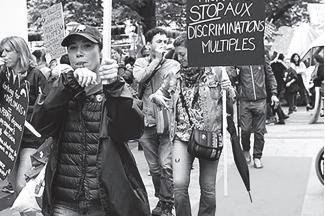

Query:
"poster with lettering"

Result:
[[186, 0, 266, 67], [0, 69, 29, 180], [41, 3, 66, 60]]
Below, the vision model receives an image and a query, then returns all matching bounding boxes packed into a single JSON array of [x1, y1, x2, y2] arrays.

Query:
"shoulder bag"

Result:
[[179, 84, 223, 161]]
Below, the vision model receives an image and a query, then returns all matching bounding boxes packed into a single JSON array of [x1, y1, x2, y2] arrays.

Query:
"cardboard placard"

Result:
[[0, 69, 29, 180], [186, 0, 266, 67], [41, 3, 66, 60]]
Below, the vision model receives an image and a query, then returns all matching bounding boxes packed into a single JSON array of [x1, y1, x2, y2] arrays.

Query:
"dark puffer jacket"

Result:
[[31, 71, 150, 216], [53, 92, 103, 205]]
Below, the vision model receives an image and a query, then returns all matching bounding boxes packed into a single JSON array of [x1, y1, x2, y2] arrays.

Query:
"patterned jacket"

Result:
[[152, 67, 235, 142]]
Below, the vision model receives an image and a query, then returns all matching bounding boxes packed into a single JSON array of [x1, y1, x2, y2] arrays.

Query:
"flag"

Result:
[[265, 19, 277, 40]]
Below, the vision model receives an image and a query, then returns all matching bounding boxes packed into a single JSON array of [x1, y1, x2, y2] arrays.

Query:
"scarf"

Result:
[[179, 66, 205, 87]]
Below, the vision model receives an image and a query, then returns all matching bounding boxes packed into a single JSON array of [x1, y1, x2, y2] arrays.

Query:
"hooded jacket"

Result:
[[228, 59, 277, 101]]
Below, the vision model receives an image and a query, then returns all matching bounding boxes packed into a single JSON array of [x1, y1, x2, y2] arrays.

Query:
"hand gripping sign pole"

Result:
[[222, 67, 228, 196]]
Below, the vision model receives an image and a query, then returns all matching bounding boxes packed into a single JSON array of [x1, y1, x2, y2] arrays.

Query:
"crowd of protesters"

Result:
[[0, 22, 323, 216]]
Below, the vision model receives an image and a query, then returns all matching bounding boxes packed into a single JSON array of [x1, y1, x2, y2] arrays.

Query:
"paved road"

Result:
[[0, 107, 323, 215]]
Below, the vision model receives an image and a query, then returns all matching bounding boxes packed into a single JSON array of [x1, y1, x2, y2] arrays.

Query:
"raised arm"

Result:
[[133, 57, 163, 83], [31, 71, 83, 139]]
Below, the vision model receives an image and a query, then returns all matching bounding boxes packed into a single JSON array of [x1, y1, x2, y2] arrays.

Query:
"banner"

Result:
[[41, 3, 66, 60], [186, 0, 266, 67], [0, 69, 29, 180]]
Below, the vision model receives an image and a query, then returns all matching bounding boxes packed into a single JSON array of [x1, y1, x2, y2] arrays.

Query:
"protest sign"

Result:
[[0, 69, 29, 180], [41, 3, 66, 60], [186, 0, 266, 67]]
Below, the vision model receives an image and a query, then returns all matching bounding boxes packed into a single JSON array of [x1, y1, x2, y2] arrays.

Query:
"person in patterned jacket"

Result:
[[149, 33, 236, 216]]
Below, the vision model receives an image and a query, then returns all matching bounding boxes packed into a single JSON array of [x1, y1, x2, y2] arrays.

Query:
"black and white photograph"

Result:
[[0, 0, 324, 215]]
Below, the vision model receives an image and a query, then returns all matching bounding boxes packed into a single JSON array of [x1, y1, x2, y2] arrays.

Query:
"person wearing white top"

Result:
[[290, 53, 312, 110]]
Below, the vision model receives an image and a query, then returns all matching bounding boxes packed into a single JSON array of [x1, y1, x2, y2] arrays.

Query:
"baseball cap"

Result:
[[61, 24, 102, 48]]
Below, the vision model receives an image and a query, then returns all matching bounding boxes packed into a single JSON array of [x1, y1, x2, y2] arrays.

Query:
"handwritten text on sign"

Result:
[[0, 70, 29, 180], [41, 3, 66, 60], [186, 0, 266, 67]]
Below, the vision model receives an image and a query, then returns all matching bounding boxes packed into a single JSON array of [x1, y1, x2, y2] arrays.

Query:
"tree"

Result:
[[156, 0, 186, 29], [27, 0, 323, 33], [264, 0, 321, 27], [112, 0, 322, 32], [112, 0, 156, 33], [27, 0, 103, 30]]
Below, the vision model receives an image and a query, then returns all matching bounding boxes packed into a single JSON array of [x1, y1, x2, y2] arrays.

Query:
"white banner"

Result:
[[41, 3, 66, 60]]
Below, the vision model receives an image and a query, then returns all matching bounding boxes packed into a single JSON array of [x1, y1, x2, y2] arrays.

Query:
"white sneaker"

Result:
[[254, 158, 263, 169], [243, 151, 251, 164]]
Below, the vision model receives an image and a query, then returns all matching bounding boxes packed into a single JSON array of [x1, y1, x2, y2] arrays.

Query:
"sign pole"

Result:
[[222, 68, 228, 196], [103, 0, 112, 60]]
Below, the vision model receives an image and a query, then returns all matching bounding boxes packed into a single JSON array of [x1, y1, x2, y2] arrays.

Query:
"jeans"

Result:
[[240, 99, 266, 159], [7, 148, 39, 216], [287, 92, 296, 112], [53, 203, 105, 216], [173, 138, 219, 216], [139, 126, 173, 203], [297, 74, 311, 106]]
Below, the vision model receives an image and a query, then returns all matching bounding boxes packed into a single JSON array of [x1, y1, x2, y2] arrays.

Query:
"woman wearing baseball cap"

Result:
[[32, 24, 150, 216]]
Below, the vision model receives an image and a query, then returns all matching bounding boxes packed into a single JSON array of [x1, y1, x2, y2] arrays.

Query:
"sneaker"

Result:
[[161, 202, 174, 216], [306, 104, 312, 111], [152, 200, 162, 216], [2, 183, 14, 194], [253, 158, 263, 169], [275, 121, 285, 125], [243, 151, 251, 164]]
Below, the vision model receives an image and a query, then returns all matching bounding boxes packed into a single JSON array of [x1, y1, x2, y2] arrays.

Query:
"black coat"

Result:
[[285, 67, 299, 94], [271, 61, 286, 94], [32, 72, 149, 216], [313, 63, 324, 87]]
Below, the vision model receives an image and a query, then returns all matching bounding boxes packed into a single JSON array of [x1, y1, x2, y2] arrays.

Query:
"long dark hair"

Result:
[[290, 53, 301, 66]]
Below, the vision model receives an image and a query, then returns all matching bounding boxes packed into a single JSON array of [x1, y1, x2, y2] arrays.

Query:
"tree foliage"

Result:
[[264, 0, 320, 27], [27, 0, 322, 32], [112, 0, 322, 30], [27, 0, 103, 30]]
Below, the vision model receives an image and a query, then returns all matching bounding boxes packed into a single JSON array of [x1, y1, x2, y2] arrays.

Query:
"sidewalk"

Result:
[[0, 107, 323, 215]]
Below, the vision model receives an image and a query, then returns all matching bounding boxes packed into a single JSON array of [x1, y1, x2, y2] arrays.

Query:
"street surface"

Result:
[[0, 106, 323, 216]]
